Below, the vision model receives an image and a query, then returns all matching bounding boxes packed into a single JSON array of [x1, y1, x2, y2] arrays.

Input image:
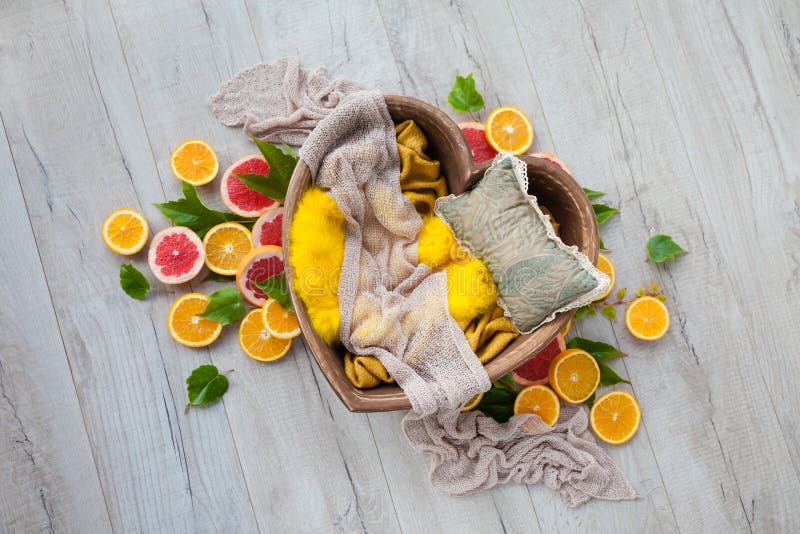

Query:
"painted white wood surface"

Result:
[[0, 0, 797, 533]]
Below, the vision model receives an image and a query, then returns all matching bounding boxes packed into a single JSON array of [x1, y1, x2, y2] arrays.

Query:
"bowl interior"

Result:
[[282, 94, 598, 412]]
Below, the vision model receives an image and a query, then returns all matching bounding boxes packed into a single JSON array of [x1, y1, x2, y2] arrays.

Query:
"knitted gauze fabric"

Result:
[[209, 58, 636, 505]]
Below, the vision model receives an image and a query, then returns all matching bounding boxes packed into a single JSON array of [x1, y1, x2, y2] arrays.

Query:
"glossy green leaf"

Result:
[[198, 287, 246, 325], [566, 337, 625, 361], [592, 203, 620, 225], [255, 272, 293, 311], [185, 365, 230, 412], [119, 262, 150, 300], [155, 182, 241, 238], [601, 304, 617, 321], [448, 73, 484, 113], [598, 361, 630, 387], [474, 385, 516, 423], [582, 187, 605, 198], [646, 234, 686, 262]]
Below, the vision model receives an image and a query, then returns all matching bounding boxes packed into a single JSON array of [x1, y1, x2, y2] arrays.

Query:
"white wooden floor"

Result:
[[1, 0, 799, 532]]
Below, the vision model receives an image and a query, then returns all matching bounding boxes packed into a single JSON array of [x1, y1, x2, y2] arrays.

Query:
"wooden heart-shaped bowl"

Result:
[[282, 95, 599, 412]]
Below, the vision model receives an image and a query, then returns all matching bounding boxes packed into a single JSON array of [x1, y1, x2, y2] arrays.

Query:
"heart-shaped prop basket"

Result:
[[282, 95, 600, 412]]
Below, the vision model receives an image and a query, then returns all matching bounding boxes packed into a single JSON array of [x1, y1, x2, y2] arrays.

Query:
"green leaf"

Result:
[[601, 304, 617, 321], [202, 271, 235, 283], [582, 187, 605, 198], [616, 287, 627, 301], [255, 272, 293, 311], [474, 385, 516, 423], [657, 294, 667, 302], [185, 365, 230, 412], [448, 73, 484, 113], [599, 238, 609, 251], [598, 361, 630, 387], [585, 392, 596, 409], [119, 262, 150, 300], [573, 304, 594, 320], [494, 373, 518, 393], [155, 182, 240, 238], [635, 286, 646, 297], [592, 203, 620, 225], [647, 279, 663, 295], [646, 234, 686, 263], [198, 287, 247, 325], [244, 137, 298, 202], [281, 143, 298, 158], [566, 337, 625, 361]]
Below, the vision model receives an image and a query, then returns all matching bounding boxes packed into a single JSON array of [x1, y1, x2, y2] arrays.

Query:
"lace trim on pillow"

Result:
[[435, 153, 610, 334]]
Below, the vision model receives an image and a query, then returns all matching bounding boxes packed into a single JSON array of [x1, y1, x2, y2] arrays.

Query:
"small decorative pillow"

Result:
[[435, 155, 609, 333]]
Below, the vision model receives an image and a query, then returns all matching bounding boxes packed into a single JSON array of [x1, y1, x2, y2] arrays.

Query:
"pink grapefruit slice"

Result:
[[512, 334, 566, 386], [530, 152, 572, 176], [252, 207, 284, 247], [147, 226, 205, 284], [459, 121, 497, 163], [236, 245, 285, 307], [220, 154, 279, 218]]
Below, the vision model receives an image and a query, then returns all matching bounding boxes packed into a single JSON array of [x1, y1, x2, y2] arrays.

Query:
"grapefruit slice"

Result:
[[147, 226, 205, 284], [236, 245, 285, 307], [512, 334, 566, 386], [220, 154, 279, 218], [252, 207, 284, 247], [531, 152, 572, 176], [458, 122, 497, 163]]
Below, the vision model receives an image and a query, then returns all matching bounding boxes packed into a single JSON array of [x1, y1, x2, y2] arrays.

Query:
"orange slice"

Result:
[[261, 298, 300, 339], [560, 317, 573, 338], [101, 208, 149, 255], [625, 296, 669, 340], [484, 106, 535, 155], [595, 253, 615, 301], [203, 222, 253, 276], [460, 392, 484, 412], [239, 309, 293, 361], [514, 385, 560, 426], [167, 293, 222, 347], [169, 139, 219, 185], [590, 390, 641, 444], [547, 348, 600, 404]]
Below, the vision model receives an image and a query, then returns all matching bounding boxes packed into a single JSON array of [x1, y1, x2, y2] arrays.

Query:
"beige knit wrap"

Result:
[[209, 58, 636, 505]]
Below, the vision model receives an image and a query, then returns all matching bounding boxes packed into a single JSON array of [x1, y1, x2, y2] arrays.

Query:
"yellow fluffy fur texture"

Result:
[[418, 215, 498, 322], [288, 186, 345, 345]]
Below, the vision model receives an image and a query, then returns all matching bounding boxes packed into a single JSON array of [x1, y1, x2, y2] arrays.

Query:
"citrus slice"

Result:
[[261, 297, 300, 339], [220, 154, 279, 218], [148, 226, 205, 284], [547, 348, 600, 404], [625, 296, 670, 340], [236, 245, 285, 307], [590, 390, 641, 444], [484, 106, 535, 155], [458, 122, 497, 163], [169, 139, 219, 185], [252, 207, 283, 247], [513, 385, 560, 426], [595, 253, 615, 301], [202, 222, 253, 276], [460, 392, 484, 412], [239, 308, 293, 361], [101, 208, 150, 255], [167, 293, 222, 347], [560, 317, 573, 338], [512, 334, 566, 386], [531, 152, 572, 175]]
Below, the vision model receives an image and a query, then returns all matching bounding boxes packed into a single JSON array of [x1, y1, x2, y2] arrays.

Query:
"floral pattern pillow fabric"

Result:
[[435, 155, 609, 333]]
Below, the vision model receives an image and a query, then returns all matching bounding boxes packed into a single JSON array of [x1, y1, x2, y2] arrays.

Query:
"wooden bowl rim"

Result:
[[282, 94, 598, 412]]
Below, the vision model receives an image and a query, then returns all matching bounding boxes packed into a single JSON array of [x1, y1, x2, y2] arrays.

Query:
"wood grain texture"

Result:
[[0, 109, 112, 534], [1, 0, 799, 532]]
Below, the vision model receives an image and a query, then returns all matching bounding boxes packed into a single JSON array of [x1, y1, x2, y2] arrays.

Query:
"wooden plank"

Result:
[[375, 1, 678, 532], [0, 113, 111, 533], [764, 0, 800, 93], [0, 2, 259, 531], [104, 0, 402, 531], [508, 0, 800, 532]]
